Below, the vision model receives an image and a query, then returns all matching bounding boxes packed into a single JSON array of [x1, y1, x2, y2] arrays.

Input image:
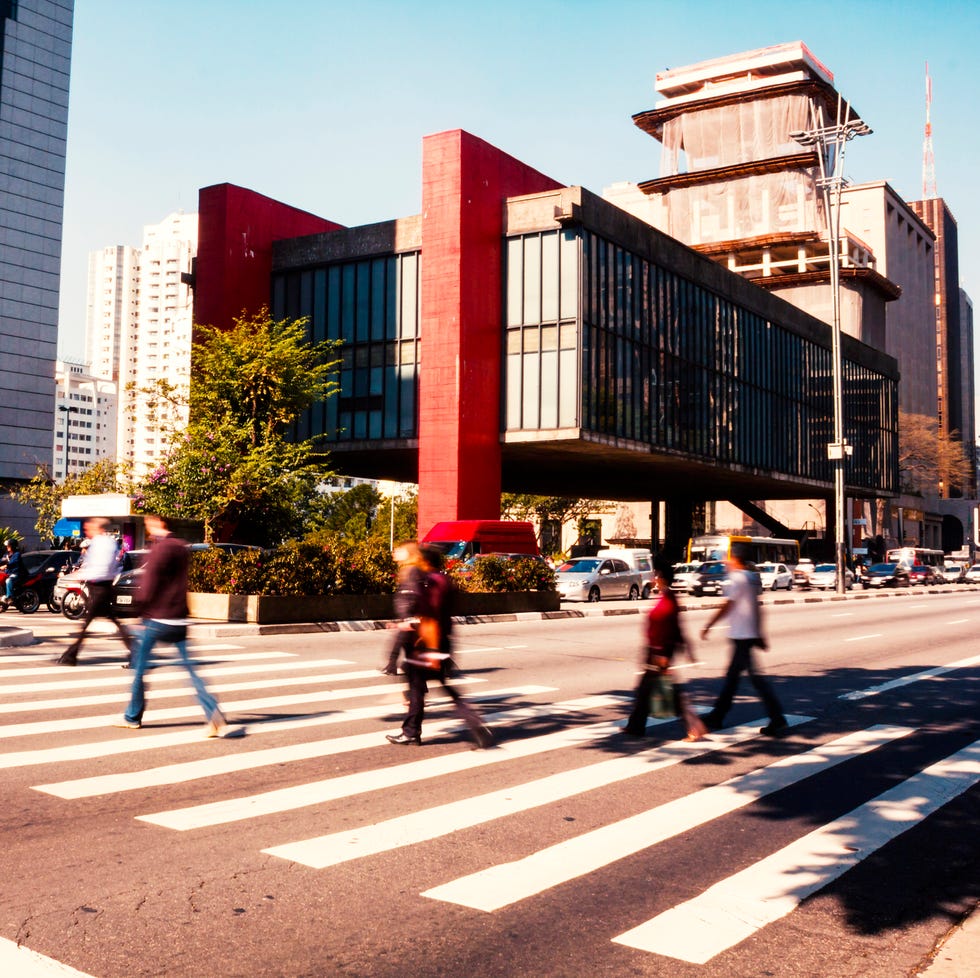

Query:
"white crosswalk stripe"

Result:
[[421, 724, 913, 911], [612, 739, 980, 963], [262, 716, 812, 869]]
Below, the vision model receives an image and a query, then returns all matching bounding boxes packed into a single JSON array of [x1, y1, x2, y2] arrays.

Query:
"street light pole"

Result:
[[57, 403, 78, 480], [791, 99, 871, 595]]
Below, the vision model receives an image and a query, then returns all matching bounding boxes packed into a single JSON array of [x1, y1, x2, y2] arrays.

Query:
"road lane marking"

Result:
[[840, 653, 980, 701], [0, 657, 351, 697], [0, 679, 482, 741], [947, 619, 969, 624], [0, 686, 554, 770], [260, 716, 814, 867], [35, 694, 619, 798], [0, 937, 96, 977], [453, 644, 529, 654], [0, 667, 383, 715], [0, 650, 290, 679], [611, 738, 980, 963], [844, 633, 882, 642], [829, 613, 853, 617], [422, 725, 912, 911]]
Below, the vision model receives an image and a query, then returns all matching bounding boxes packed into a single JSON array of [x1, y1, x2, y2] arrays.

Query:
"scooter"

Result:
[[59, 577, 88, 620]]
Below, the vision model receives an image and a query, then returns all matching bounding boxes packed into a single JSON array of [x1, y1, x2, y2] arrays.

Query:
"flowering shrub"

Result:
[[449, 555, 556, 593]]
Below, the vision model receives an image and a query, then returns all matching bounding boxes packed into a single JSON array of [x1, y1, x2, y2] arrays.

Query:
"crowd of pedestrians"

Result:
[[31, 522, 789, 749]]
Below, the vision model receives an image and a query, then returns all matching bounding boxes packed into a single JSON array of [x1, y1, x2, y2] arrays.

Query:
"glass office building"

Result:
[[271, 185, 898, 501]]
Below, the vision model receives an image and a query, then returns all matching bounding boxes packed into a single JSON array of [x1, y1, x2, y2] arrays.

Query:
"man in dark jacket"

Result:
[[115, 514, 234, 737]]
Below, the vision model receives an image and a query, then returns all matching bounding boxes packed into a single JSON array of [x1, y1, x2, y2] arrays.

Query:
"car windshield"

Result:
[[814, 564, 835, 573], [869, 563, 898, 573], [757, 564, 776, 573], [558, 559, 601, 573], [701, 563, 725, 575], [674, 564, 699, 573]]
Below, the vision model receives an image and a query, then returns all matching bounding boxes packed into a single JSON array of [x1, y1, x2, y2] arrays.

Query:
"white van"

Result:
[[596, 548, 654, 597]]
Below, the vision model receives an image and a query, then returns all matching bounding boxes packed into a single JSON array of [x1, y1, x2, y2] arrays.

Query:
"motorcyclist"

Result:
[[1, 539, 22, 610]]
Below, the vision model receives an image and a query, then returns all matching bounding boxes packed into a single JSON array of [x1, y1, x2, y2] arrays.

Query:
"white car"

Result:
[[757, 562, 793, 590], [672, 562, 703, 593], [942, 563, 964, 583], [962, 564, 980, 584], [808, 563, 854, 590]]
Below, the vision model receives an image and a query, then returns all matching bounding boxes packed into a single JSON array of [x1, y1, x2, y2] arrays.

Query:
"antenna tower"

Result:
[[922, 62, 937, 199]]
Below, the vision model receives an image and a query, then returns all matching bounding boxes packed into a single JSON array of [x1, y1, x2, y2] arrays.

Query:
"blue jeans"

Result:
[[124, 619, 219, 724], [4, 575, 16, 599]]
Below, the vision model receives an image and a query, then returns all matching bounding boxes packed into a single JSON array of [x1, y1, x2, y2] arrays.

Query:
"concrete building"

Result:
[[85, 244, 139, 383], [188, 130, 898, 555], [53, 358, 117, 481], [92, 212, 197, 478], [0, 0, 73, 539], [608, 41, 976, 556]]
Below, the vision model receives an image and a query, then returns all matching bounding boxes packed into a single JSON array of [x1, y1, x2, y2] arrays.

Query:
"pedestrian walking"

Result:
[[57, 517, 132, 666], [115, 514, 235, 737], [383, 542, 493, 749], [699, 543, 788, 736], [625, 557, 706, 741]]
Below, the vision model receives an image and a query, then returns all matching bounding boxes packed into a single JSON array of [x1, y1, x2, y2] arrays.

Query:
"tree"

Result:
[[10, 459, 132, 541], [898, 411, 973, 497], [500, 494, 610, 554], [135, 309, 341, 545]]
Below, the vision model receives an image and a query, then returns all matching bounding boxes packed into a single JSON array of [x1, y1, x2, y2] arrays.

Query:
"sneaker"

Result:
[[205, 710, 229, 738], [760, 719, 789, 737], [113, 720, 141, 730]]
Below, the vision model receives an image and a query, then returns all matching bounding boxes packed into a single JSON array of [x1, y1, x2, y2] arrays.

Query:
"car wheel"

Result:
[[786, 579, 793, 590], [587, 586, 601, 603], [641, 584, 651, 600], [628, 584, 639, 601], [16, 588, 40, 614]]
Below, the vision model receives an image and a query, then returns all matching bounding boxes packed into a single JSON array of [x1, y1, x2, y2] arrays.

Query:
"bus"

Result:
[[886, 547, 944, 570], [687, 534, 801, 567]]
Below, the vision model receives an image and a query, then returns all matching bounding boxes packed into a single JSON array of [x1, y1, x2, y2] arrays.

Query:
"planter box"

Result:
[[187, 590, 559, 624]]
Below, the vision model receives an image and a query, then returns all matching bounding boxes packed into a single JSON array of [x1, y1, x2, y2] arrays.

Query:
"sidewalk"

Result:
[[917, 904, 980, 977]]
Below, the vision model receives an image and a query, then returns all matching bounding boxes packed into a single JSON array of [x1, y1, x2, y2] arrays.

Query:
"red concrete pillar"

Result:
[[416, 130, 562, 536]]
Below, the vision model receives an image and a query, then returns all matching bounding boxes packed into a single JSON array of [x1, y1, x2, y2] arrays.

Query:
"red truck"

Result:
[[420, 520, 539, 561]]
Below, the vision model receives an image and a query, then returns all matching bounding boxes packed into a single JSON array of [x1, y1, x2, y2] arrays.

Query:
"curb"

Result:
[[0, 625, 34, 647], [186, 584, 977, 639]]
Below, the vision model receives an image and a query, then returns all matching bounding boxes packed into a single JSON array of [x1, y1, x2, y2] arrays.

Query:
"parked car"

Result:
[[908, 563, 942, 585], [863, 561, 911, 588], [555, 556, 643, 602], [672, 562, 703, 594], [808, 563, 854, 591], [792, 558, 816, 589], [691, 560, 728, 597], [757, 562, 793, 591], [961, 564, 980, 584], [942, 563, 965, 583]]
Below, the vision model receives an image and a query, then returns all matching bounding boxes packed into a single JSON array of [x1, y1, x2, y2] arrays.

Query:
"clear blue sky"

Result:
[[58, 0, 980, 370]]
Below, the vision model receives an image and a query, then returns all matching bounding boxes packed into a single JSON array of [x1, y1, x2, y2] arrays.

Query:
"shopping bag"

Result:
[[649, 671, 674, 719]]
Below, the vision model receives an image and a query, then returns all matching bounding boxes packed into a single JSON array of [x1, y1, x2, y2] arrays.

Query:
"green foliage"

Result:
[[449, 555, 556, 593], [186, 533, 397, 596], [10, 459, 131, 542], [0, 527, 23, 547], [133, 309, 341, 545]]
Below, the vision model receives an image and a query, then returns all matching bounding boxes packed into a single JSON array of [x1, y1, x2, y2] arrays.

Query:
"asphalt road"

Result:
[[1, 592, 978, 978]]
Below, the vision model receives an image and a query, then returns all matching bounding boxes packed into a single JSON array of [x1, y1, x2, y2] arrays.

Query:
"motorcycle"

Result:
[[59, 576, 89, 620], [0, 568, 44, 614]]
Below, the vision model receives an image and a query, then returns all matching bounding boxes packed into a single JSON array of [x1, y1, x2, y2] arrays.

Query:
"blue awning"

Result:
[[53, 518, 83, 538]]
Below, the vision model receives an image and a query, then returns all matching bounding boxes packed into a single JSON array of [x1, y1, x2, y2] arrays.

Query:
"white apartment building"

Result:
[[85, 245, 139, 382], [88, 212, 197, 479], [53, 359, 117, 481]]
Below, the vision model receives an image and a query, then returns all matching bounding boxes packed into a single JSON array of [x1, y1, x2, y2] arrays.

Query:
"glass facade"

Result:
[[504, 226, 897, 494], [272, 251, 420, 444]]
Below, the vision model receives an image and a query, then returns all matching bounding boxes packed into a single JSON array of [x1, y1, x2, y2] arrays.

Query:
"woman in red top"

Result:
[[625, 559, 706, 741]]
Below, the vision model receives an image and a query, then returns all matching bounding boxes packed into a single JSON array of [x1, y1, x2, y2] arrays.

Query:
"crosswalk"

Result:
[[3, 637, 979, 968]]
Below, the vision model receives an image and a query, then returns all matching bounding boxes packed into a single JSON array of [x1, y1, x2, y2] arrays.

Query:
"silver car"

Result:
[[556, 557, 642, 602], [808, 563, 854, 590]]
